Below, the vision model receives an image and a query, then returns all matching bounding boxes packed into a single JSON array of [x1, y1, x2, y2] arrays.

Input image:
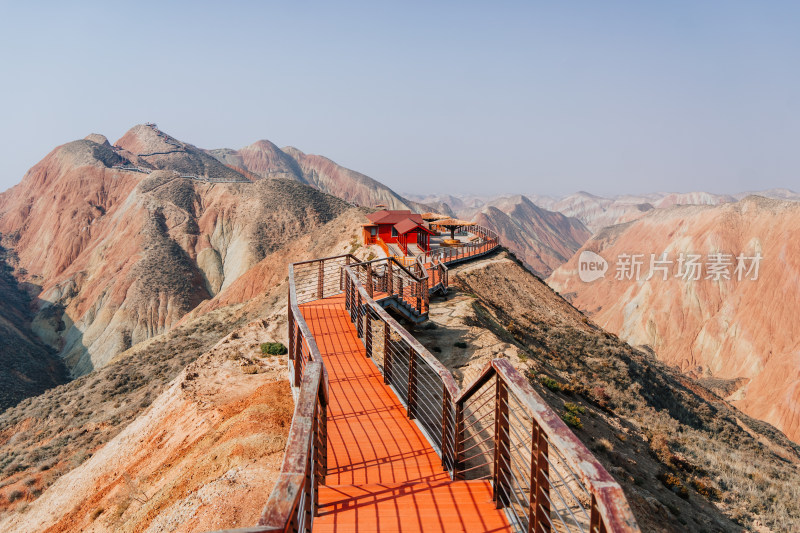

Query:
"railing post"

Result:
[[287, 284, 294, 362], [366, 262, 374, 298], [493, 377, 510, 508], [356, 291, 364, 339], [365, 309, 373, 358], [531, 422, 551, 533], [386, 257, 394, 297], [441, 386, 451, 471], [317, 386, 328, 489], [383, 322, 392, 384], [290, 311, 301, 388], [454, 400, 464, 480], [303, 455, 312, 532], [348, 277, 356, 324], [423, 277, 429, 313], [293, 334, 302, 388], [407, 347, 417, 419], [398, 277, 404, 303], [344, 268, 351, 311], [317, 260, 324, 299], [590, 494, 606, 533], [341, 255, 350, 291], [416, 279, 422, 313]]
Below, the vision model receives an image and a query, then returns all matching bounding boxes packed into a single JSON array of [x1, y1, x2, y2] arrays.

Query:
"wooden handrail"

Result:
[[375, 236, 391, 258]]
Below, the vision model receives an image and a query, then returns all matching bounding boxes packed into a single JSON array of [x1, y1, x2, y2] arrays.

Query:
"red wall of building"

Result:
[[375, 224, 418, 245], [377, 224, 395, 243]]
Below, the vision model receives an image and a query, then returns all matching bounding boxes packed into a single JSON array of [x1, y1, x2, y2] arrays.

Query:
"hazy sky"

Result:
[[0, 1, 798, 196]]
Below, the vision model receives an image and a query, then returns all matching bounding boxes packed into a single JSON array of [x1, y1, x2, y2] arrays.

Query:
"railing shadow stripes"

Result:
[[209, 224, 639, 533]]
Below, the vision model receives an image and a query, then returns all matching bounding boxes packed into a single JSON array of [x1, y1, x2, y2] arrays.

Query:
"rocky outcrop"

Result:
[[418, 190, 798, 234], [471, 195, 591, 276], [548, 196, 800, 443], [543, 190, 795, 232]]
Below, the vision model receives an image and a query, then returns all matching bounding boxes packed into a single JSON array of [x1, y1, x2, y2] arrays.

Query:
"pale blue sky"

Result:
[[0, 1, 798, 196]]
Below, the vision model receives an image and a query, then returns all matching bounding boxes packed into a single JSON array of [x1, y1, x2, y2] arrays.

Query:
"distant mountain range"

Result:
[[409, 189, 800, 232]]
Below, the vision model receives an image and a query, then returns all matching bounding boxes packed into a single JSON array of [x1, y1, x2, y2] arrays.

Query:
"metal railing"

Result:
[[217, 223, 639, 533], [455, 360, 639, 533], [250, 361, 327, 532], [342, 263, 459, 465], [347, 256, 430, 315], [419, 223, 500, 267], [290, 254, 357, 306]]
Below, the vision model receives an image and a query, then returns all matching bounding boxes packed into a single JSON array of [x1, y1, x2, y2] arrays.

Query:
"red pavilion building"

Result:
[[362, 210, 434, 254]]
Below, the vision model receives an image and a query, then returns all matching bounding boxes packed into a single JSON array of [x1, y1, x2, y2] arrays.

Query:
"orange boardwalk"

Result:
[[300, 296, 511, 533]]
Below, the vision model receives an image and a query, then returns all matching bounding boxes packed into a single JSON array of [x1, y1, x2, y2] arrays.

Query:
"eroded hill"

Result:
[[471, 195, 591, 276], [0, 127, 350, 377], [548, 196, 800, 445]]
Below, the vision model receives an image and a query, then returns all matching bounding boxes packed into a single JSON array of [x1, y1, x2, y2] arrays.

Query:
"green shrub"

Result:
[[561, 411, 582, 429], [564, 402, 586, 415], [260, 342, 287, 356], [538, 375, 563, 392]]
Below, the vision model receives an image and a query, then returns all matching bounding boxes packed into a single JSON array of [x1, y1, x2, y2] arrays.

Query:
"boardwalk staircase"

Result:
[[214, 224, 639, 533]]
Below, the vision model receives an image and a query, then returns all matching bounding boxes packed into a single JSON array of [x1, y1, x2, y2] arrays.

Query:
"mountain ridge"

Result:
[[209, 140, 432, 211]]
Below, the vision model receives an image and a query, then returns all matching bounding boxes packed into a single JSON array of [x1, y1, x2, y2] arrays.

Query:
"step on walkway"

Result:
[[300, 295, 512, 533]]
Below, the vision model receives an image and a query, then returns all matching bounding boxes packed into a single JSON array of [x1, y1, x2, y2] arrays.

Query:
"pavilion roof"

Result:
[[366, 209, 424, 225], [431, 217, 472, 227], [420, 212, 450, 221], [394, 218, 434, 235]]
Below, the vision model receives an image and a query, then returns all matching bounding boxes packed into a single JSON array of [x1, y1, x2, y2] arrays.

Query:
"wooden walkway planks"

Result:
[[299, 296, 512, 532]]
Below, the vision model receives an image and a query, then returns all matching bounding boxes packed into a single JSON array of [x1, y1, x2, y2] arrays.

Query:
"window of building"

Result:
[[391, 227, 398, 238]]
